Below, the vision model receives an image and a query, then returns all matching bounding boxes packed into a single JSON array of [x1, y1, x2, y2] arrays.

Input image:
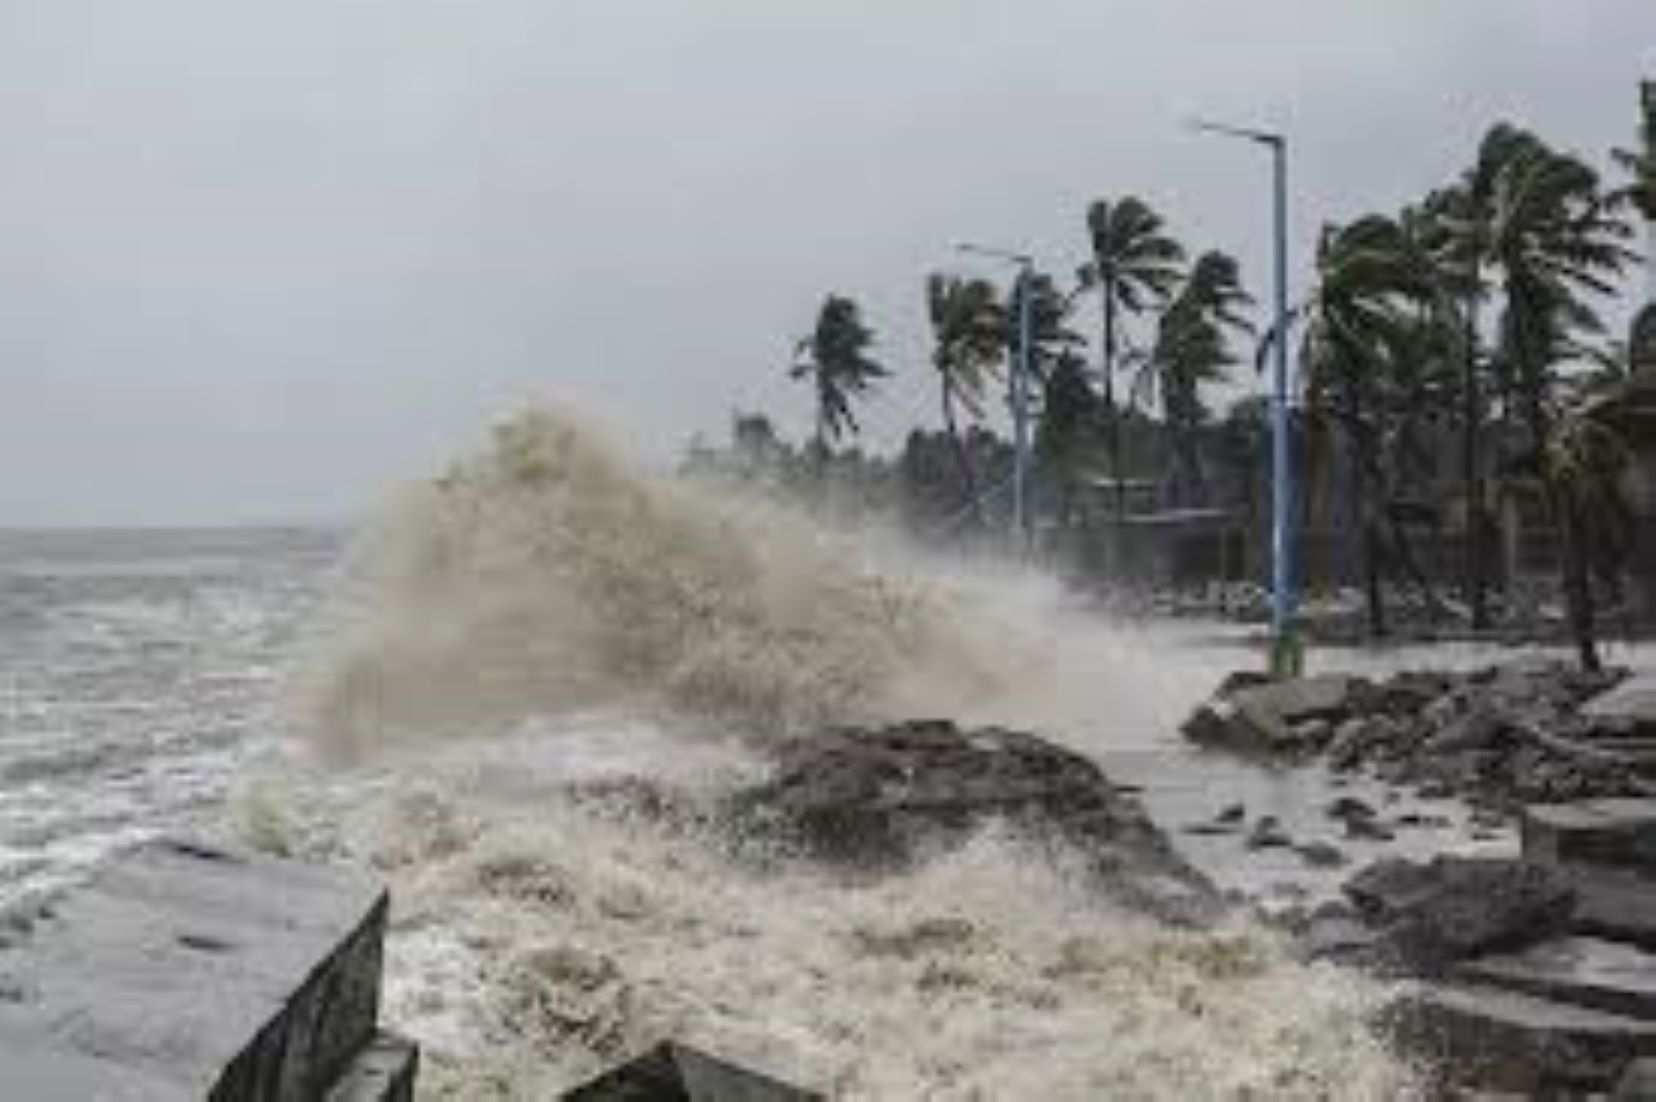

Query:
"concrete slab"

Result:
[[0, 838, 388, 1101], [1587, 674, 1656, 733], [325, 1030, 419, 1102], [1458, 937, 1656, 1020], [1566, 869, 1656, 951], [1524, 799, 1656, 878], [1384, 982, 1656, 1094], [1616, 1056, 1656, 1100]]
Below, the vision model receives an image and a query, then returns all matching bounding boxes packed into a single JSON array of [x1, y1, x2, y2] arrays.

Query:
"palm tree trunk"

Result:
[[1462, 282, 1490, 629], [1554, 481, 1602, 672], [941, 383, 980, 528], [1103, 290, 1126, 522]]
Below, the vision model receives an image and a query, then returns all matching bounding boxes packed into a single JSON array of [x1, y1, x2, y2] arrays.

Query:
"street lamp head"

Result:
[[954, 242, 1034, 268], [1186, 116, 1284, 148]]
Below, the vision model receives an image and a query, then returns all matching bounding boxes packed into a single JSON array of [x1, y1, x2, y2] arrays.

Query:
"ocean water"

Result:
[[14, 411, 1645, 1098]]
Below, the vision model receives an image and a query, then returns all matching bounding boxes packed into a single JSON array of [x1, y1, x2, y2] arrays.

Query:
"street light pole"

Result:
[[957, 243, 1036, 547], [1189, 118, 1300, 675]]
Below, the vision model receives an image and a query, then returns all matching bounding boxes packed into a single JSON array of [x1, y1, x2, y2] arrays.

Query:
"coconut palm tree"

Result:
[[926, 273, 1006, 522], [1613, 79, 1656, 298], [1481, 131, 1635, 667], [1134, 251, 1254, 508], [1546, 408, 1635, 671], [1036, 348, 1102, 531], [1296, 216, 1441, 634], [1080, 198, 1187, 521], [789, 294, 888, 463]]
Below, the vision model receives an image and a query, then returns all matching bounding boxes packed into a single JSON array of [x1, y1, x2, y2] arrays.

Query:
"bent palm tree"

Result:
[[1136, 251, 1254, 508], [1483, 131, 1635, 669], [790, 295, 887, 463], [1080, 198, 1186, 521], [1613, 79, 1656, 298], [926, 274, 1006, 523]]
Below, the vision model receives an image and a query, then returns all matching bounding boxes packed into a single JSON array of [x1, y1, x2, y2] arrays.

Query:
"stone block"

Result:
[[1524, 798, 1656, 878], [0, 838, 388, 1100], [325, 1031, 419, 1102], [1586, 675, 1656, 734], [1457, 937, 1656, 1021], [1384, 983, 1656, 1094]]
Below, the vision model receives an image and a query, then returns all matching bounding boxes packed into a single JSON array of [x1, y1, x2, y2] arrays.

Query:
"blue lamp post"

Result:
[[957, 243, 1036, 547], [1189, 119, 1300, 675]]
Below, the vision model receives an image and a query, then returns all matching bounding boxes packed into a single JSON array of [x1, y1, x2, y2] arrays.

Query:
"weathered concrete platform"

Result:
[[0, 838, 412, 1100]]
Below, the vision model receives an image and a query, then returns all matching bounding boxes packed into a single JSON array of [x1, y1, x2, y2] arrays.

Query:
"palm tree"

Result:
[[790, 294, 888, 466], [1297, 216, 1439, 634], [1613, 79, 1656, 298], [1546, 408, 1635, 671], [1080, 198, 1187, 522], [926, 273, 1006, 523], [1134, 251, 1254, 508], [1481, 130, 1635, 667], [1036, 348, 1102, 530]]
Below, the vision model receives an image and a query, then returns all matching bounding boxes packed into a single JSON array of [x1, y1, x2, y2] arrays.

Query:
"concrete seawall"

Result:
[[0, 839, 416, 1100]]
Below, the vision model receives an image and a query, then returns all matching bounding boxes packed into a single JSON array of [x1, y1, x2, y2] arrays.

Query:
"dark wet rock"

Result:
[[1326, 796, 1378, 823], [1456, 936, 1656, 1022], [1344, 856, 1576, 976], [1295, 841, 1347, 868], [1297, 903, 1384, 965], [1184, 661, 1650, 809], [1245, 816, 1293, 851], [728, 720, 1222, 924], [1523, 798, 1656, 879], [1344, 817, 1396, 843], [1383, 982, 1656, 1095], [564, 1041, 822, 1101], [1182, 675, 1362, 759]]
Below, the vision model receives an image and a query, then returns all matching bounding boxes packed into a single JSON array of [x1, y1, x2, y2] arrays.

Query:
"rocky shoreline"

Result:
[[1179, 661, 1656, 1097]]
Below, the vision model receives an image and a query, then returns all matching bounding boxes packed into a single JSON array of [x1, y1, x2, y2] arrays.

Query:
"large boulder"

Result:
[[729, 720, 1221, 924], [1343, 856, 1576, 975]]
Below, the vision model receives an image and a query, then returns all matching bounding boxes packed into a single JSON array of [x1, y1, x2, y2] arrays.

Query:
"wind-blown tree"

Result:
[[1297, 216, 1445, 634], [1134, 252, 1254, 508], [1546, 408, 1635, 671], [1014, 271, 1087, 380], [789, 294, 888, 462], [1481, 129, 1635, 667], [926, 273, 1007, 524], [1613, 79, 1656, 298], [1080, 197, 1186, 520], [1035, 348, 1102, 530]]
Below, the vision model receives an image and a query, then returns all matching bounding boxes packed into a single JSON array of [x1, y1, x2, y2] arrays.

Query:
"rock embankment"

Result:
[[1182, 660, 1655, 809], [727, 719, 1223, 925], [1293, 801, 1656, 1095]]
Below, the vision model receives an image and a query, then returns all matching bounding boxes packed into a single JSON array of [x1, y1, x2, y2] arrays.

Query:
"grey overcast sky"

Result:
[[1, 1, 1653, 525]]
